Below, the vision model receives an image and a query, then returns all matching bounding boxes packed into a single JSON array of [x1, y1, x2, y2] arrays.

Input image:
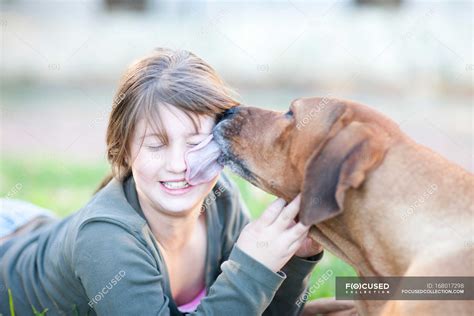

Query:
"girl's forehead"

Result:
[[163, 105, 214, 129], [135, 105, 215, 138]]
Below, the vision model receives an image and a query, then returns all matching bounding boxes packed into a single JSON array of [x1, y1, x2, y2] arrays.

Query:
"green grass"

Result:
[[1, 155, 356, 312], [8, 289, 15, 316], [0, 156, 109, 217]]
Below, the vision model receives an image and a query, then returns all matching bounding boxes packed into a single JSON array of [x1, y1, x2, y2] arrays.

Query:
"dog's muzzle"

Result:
[[212, 106, 256, 182]]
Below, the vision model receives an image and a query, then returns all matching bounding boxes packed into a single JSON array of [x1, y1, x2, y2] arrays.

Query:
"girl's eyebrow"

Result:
[[187, 132, 210, 137], [140, 133, 161, 140], [140, 132, 209, 140]]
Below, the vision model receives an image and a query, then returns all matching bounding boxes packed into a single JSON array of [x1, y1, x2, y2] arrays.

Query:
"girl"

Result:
[[0, 48, 323, 315]]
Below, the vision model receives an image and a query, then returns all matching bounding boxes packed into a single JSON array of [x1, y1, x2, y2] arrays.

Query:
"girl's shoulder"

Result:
[[73, 178, 147, 239]]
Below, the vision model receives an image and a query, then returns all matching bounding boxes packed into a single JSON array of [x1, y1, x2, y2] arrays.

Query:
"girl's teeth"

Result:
[[161, 181, 189, 189]]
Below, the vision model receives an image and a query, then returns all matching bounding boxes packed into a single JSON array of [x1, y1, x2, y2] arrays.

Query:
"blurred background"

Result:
[[1, 0, 472, 301]]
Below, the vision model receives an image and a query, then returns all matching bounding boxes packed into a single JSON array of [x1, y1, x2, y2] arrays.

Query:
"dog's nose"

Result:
[[223, 107, 238, 118], [217, 106, 239, 123]]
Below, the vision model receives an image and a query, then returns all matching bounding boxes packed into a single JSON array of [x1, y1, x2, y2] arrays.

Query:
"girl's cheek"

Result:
[[133, 148, 164, 178]]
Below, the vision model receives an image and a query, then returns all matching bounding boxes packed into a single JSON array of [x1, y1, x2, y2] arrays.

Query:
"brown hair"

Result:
[[96, 48, 239, 191]]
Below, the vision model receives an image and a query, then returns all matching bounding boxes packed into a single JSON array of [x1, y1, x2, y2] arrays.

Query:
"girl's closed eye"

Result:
[[146, 144, 165, 151], [187, 134, 210, 147]]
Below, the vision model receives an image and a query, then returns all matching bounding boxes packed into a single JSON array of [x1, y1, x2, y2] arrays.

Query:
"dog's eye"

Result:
[[284, 110, 294, 118]]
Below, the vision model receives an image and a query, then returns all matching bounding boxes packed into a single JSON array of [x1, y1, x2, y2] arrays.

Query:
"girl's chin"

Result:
[[155, 190, 203, 213], [158, 201, 203, 216]]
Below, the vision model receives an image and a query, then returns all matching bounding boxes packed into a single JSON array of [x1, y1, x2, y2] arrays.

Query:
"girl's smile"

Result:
[[159, 179, 194, 195]]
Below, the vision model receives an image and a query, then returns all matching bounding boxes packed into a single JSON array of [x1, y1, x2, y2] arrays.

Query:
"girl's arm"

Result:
[[220, 181, 324, 316]]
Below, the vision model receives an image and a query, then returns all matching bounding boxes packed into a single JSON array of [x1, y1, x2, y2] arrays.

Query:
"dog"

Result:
[[213, 97, 473, 315]]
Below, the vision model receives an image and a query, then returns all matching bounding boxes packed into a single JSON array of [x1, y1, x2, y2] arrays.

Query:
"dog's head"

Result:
[[213, 97, 391, 226]]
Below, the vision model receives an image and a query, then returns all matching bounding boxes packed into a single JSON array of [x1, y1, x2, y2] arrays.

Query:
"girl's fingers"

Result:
[[273, 194, 301, 229], [258, 198, 286, 226], [287, 219, 297, 229], [288, 228, 308, 253], [286, 221, 310, 243]]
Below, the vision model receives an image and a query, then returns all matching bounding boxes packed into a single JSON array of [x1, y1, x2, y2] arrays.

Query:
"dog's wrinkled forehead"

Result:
[[292, 97, 351, 131]]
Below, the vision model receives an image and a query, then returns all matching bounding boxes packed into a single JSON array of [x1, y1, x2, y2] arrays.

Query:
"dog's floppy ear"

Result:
[[299, 122, 389, 226]]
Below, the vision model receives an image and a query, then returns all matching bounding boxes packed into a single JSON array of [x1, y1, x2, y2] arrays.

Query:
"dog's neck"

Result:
[[309, 138, 473, 277]]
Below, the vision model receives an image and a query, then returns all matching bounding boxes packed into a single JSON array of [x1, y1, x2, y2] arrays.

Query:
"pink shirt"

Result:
[[177, 287, 207, 313]]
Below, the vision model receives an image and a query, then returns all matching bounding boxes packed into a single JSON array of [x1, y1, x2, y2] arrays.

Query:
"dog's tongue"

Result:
[[185, 134, 224, 186]]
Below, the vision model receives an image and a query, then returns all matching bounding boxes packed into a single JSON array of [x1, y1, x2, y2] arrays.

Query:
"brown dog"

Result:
[[213, 97, 473, 315]]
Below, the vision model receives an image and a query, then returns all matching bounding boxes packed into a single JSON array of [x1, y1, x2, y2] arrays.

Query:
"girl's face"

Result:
[[130, 105, 219, 216]]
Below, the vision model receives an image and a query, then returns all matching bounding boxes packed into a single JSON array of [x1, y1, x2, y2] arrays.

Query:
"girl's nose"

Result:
[[165, 144, 187, 174]]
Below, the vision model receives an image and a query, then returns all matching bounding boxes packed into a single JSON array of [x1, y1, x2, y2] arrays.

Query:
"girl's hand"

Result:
[[236, 195, 310, 273], [295, 235, 323, 258]]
